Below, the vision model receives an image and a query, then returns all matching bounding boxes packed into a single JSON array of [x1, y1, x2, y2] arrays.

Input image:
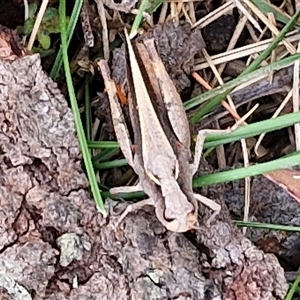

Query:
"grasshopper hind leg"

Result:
[[193, 193, 221, 226], [110, 197, 155, 230], [192, 129, 231, 175], [110, 183, 143, 195]]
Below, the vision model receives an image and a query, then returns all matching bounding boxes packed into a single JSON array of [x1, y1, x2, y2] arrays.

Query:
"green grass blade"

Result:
[[101, 190, 145, 200], [129, 0, 164, 38], [130, 0, 149, 38], [285, 271, 300, 300], [94, 108, 300, 188], [93, 109, 300, 186], [59, 0, 106, 215], [84, 76, 92, 142], [100, 152, 300, 196], [193, 151, 300, 187], [249, 0, 300, 28], [94, 159, 128, 170], [51, 0, 83, 79], [88, 141, 120, 149], [235, 221, 300, 232], [102, 148, 300, 198], [92, 149, 121, 164], [146, 0, 164, 14], [203, 110, 300, 148]]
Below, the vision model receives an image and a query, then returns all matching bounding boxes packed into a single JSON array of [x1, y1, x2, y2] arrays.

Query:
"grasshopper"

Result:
[[99, 30, 228, 232]]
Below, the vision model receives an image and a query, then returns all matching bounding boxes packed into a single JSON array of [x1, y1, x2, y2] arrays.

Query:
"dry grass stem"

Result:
[[182, 5, 193, 24], [243, 0, 297, 54], [211, 14, 248, 87], [159, 1, 168, 23], [234, 0, 263, 32], [254, 89, 293, 155], [191, 72, 211, 90], [293, 41, 300, 150], [27, 0, 48, 51], [195, 31, 300, 70], [267, 12, 277, 82], [188, 2, 196, 23], [201, 46, 251, 223], [192, 1, 235, 29], [96, 0, 110, 60]]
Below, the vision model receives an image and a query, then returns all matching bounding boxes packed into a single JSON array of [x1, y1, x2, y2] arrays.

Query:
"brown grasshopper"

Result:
[[99, 30, 228, 232]]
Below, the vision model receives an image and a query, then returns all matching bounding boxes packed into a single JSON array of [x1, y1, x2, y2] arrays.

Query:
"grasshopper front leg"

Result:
[[191, 129, 231, 224], [193, 193, 221, 225]]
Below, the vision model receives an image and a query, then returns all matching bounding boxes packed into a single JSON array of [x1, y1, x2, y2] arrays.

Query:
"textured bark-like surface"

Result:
[[137, 21, 206, 91], [219, 174, 300, 269], [0, 54, 288, 299], [196, 190, 288, 300], [102, 0, 138, 13]]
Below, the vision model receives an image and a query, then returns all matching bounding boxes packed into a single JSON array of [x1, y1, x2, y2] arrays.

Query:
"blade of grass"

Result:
[[101, 190, 145, 200], [249, 0, 300, 29], [93, 110, 300, 185], [189, 9, 300, 123], [94, 159, 128, 170], [285, 271, 300, 300], [234, 221, 300, 232], [59, 0, 106, 215], [51, 0, 83, 79], [193, 151, 300, 187], [130, 0, 149, 38], [92, 148, 121, 164], [100, 151, 300, 198], [84, 76, 92, 142], [130, 0, 164, 39], [203, 110, 300, 148], [146, 0, 164, 14], [241, 10, 300, 73], [88, 141, 120, 149]]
